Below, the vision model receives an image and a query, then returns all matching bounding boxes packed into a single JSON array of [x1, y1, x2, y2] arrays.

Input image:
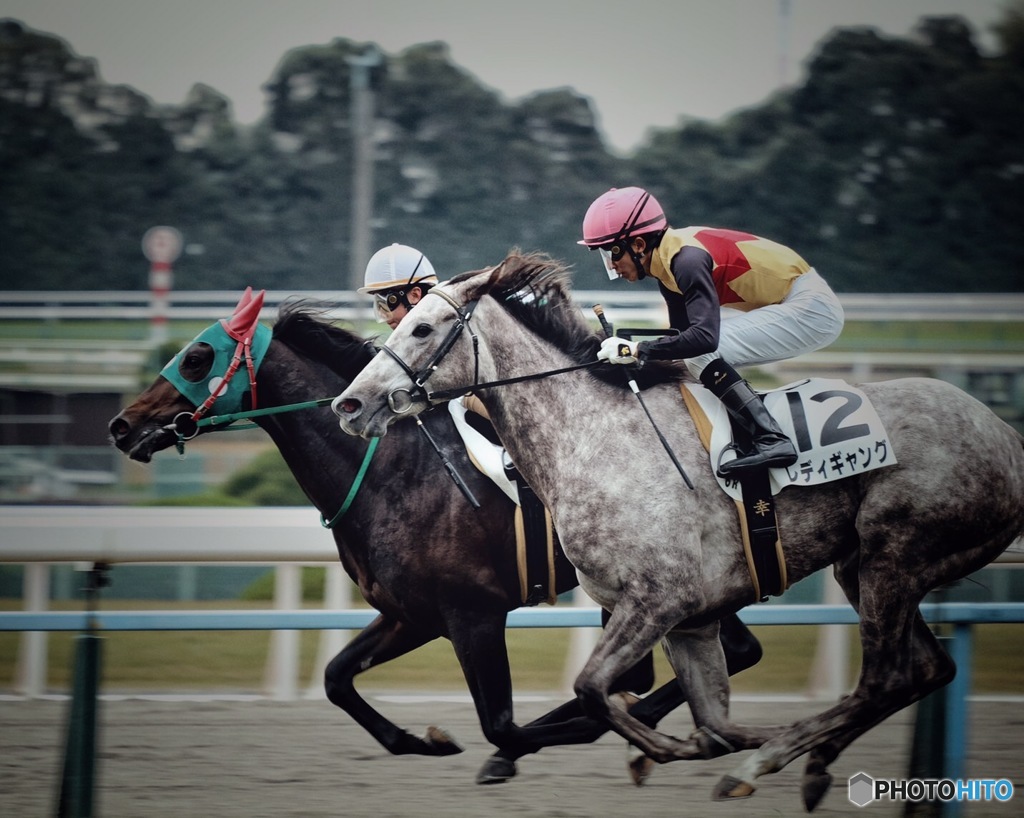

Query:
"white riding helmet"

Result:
[[358, 243, 438, 294]]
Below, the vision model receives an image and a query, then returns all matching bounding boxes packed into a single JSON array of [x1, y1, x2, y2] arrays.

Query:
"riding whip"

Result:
[[593, 305, 694, 490], [415, 414, 481, 509]]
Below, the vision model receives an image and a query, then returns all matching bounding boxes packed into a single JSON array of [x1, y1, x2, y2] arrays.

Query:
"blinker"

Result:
[[159, 287, 271, 415]]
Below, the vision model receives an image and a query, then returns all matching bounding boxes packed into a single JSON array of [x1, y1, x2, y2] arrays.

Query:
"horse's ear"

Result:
[[226, 288, 265, 339], [234, 286, 255, 313], [464, 264, 502, 301]]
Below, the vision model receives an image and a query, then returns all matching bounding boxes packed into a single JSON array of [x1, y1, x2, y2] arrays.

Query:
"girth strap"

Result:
[[513, 477, 556, 606], [733, 467, 785, 601], [679, 384, 788, 602]]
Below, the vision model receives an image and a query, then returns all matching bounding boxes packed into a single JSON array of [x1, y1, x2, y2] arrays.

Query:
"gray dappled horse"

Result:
[[108, 291, 763, 786], [333, 251, 1024, 811]]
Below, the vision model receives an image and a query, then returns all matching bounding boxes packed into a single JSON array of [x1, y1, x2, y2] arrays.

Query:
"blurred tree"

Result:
[[0, 13, 1021, 294], [221, 448, 308, 506]]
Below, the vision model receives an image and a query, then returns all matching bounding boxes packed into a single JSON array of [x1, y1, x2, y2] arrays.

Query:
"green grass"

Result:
[[832, 320, 1024, 352], [2, 600, 1022, 694]]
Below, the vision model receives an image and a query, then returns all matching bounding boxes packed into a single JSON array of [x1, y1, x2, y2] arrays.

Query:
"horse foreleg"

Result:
[[661, 624, 785, 761], [482, 611, 762, 785], [323, 614, 461, 756], [442, 612, 643, 784], [571, 602, 714, 764], [481, 648, 666, 785]]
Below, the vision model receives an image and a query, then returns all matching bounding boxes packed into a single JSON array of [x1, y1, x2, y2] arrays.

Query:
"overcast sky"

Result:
[[2, 0, 1010, 153]]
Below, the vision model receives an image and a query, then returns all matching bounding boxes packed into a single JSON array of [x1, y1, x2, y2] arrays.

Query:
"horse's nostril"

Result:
[[331, 395, 361, 418], [109, 417, 129, 440]]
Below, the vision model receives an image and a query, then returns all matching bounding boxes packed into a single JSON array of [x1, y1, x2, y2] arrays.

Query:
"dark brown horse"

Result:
[[108, 291, 762, 784]]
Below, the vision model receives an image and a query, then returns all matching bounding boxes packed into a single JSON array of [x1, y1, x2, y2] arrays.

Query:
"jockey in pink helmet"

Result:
[[579, 186, 844, 477]]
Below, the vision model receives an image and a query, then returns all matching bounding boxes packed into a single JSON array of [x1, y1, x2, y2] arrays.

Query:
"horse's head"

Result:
[[109, 287, 270, 462], [333, 250, 585, 439], [331, 279, 477, 438]]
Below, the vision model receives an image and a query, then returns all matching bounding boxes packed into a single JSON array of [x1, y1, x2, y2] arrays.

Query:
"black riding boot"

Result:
[[699, 359, 797, 477]]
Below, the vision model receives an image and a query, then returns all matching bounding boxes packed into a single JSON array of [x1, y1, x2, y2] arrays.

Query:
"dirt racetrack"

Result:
[[1, 693, 1021, 818]]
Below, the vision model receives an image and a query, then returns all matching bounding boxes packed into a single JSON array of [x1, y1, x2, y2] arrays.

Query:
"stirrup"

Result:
[[717, 444, 796, 477], [715, 442, 742, 476]]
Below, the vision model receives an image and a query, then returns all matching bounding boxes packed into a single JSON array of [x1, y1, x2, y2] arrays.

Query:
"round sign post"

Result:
[[142, 227, 183, 346]]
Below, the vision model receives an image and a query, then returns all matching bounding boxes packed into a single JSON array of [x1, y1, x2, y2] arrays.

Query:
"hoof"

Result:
[[626, 747, 656, 786], [801, 770, 833, 812], [425, 725, 463, 756], [476, 756, 517, 785], [712, 775, 756, 800]]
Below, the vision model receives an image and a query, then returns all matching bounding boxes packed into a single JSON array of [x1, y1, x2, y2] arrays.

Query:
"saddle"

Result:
[[680, 377, 898, 602], [448, 396, 560, 606], [682, 383, 785, 602]]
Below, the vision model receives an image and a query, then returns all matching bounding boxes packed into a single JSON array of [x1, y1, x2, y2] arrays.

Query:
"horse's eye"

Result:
[[179, 342, 213, 382], [412, 323, 432, 338]]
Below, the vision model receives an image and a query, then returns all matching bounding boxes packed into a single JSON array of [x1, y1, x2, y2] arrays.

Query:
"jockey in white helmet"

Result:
[[360, 243, 438, 330]]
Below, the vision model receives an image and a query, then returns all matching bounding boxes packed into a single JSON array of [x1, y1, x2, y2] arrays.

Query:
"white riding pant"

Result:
[[685, 269, 845, 379]]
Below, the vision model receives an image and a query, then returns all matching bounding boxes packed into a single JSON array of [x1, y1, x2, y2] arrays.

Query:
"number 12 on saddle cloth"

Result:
[[684, 377, 897, 502]]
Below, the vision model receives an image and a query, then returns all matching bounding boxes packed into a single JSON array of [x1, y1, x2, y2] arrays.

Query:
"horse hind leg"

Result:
[[798, 611, 955, 811], [716, 571, 954, 808], [799, 555, 864, 809], [324, 615, 462, 756]]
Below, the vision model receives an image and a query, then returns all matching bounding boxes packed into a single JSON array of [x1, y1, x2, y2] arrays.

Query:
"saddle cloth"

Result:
[[682, 377, 897, 502]]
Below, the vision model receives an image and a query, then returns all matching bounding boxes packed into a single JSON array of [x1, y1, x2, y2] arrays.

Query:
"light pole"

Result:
[[347, 46, 382, 291]]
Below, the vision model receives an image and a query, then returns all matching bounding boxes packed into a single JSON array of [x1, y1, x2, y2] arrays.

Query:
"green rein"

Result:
[[181, 397, 379, 529]]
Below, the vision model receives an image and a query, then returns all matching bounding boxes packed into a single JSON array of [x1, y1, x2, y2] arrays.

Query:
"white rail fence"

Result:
[[4, 291, 1021, 399], [1, 506, 344, 701], [3, 290, 1024, 324], [1, 506, 1022, 703]]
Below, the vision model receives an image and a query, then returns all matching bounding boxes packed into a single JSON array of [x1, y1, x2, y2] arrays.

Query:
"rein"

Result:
[[382, 287, 605, 409], [320, 437, 379, 528], [165, 395, 378, 530], [426, 360, 604, 403], [170, 397, 337, 441]]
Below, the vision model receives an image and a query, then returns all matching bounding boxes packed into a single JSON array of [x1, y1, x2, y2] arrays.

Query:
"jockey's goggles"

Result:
[[598, 243, 627, 279], [372, 288, 408, 322]]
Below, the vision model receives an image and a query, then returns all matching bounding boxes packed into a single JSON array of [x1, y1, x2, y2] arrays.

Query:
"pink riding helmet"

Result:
[[578, 187, 668, 247]]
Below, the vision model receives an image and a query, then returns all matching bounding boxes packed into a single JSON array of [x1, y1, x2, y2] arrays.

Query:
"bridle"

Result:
[[166, 335, 380, 444], [166, 328, 265, 443], [377, 287, 602, 414], [158, 328, 381, 526], [379, 288, 481, 413]]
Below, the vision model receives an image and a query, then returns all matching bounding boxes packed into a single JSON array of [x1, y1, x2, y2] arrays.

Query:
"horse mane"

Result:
[[451, 250, 689, 388], [273, 299, 378, 378]]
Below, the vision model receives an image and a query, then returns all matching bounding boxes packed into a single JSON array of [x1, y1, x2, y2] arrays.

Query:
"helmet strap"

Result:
[[611, 193, 652, 279], [378, 253, 427, 314], [403, 253, 425, 287], [628, 243, 647, 280]]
